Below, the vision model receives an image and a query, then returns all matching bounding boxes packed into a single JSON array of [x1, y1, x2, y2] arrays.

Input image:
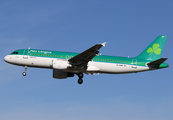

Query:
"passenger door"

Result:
[[23, 49, 29, 59], [132, 59, 137, 68]]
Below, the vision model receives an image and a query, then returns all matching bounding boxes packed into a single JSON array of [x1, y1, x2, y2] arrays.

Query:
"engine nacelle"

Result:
[[52, 60, 71, 70], [53, 70, 74, 79]]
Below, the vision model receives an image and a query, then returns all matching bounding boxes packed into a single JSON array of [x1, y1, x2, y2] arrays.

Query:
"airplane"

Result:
[[4, 35, 169, 84]]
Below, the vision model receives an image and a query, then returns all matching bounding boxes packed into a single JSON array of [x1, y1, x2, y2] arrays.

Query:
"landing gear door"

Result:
[[132, 59, 137, 68], [23, 49, 29, 59]]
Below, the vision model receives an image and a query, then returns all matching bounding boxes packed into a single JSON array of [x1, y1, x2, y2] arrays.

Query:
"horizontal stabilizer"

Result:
[[147, 58, 168, 67]]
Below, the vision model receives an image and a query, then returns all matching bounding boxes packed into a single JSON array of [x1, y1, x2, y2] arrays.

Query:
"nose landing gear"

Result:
[[77, 73, 84, 84], [22, 66, 27, 76]]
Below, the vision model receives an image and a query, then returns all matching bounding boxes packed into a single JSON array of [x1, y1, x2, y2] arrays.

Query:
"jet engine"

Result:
[[53, 69, 74, 79], [52, 59, 71, 70]]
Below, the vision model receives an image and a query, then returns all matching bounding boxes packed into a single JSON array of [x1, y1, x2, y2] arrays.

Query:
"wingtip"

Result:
[[101, 42, 107, 47]]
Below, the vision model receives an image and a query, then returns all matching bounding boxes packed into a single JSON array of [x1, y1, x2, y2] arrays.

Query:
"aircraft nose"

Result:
[[4, 55, 10, 62]]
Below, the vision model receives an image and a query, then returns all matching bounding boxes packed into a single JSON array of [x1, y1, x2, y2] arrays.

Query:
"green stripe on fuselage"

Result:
[[11, 49, 152, 67]]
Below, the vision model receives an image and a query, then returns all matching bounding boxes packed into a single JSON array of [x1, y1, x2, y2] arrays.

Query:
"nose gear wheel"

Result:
[[22, 66, 27, 76]]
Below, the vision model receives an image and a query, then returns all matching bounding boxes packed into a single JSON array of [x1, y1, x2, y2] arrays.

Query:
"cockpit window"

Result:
[[11, 52, 18, 54]]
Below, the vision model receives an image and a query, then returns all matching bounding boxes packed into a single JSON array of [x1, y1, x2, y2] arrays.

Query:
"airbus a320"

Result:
[[4, 36, 169, 84]]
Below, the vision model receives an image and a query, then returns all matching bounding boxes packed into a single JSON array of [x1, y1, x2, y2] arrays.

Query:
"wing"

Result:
[[68, 42, 106, 68]]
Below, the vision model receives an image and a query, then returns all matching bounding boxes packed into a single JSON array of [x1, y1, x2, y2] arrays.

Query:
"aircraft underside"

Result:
[[4, 55, 150, 84]]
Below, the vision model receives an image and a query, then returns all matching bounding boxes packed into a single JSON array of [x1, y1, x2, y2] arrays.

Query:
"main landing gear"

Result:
[[22, 66, 27, 76], [77, 73, 84, 84]]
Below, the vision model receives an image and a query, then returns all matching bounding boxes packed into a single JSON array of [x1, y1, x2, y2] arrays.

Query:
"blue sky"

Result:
[[0, 0, 173, 119]]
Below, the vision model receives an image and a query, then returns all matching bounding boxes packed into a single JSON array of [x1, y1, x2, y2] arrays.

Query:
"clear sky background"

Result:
[[0, 0, 172, 120]]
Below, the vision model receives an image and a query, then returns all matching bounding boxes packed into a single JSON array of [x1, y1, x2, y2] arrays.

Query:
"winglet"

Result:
[[101, 42, 106, 47]]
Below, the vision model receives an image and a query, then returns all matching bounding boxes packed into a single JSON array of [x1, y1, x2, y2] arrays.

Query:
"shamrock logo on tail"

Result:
[[147, 43, 161, 55]]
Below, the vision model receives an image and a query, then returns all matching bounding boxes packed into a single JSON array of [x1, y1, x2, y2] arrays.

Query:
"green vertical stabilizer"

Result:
[[136, 35, 167, 61]]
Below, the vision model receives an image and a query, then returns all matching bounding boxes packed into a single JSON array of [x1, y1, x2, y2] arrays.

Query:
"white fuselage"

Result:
[[4, 54, 150, 74]]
